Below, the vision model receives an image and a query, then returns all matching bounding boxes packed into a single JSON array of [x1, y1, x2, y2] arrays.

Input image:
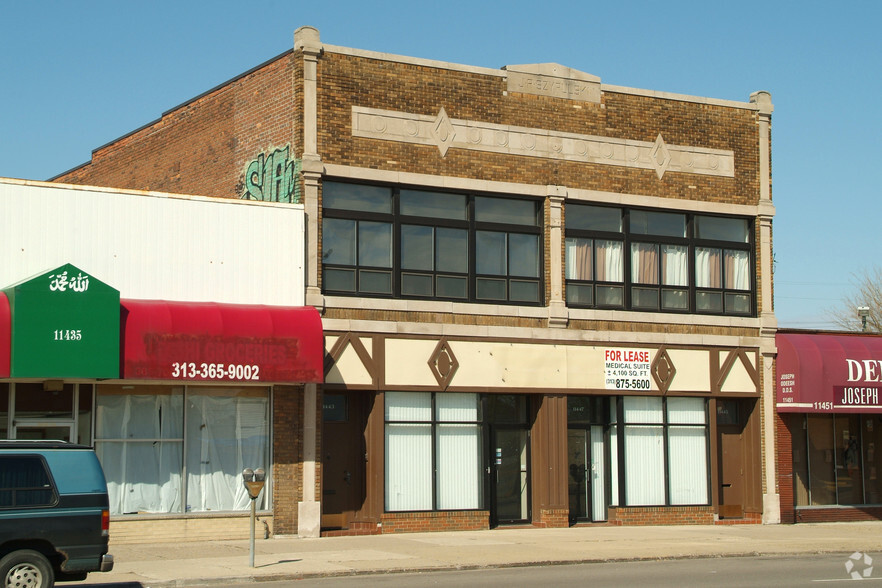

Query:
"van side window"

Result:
[[0, 456, 56, 507]]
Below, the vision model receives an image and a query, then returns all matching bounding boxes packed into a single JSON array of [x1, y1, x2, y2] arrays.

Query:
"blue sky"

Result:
[[1, 0, 879, 329]]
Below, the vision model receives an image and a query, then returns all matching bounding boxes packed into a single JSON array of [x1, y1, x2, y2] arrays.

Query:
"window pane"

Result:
[[322, 218, 356, 265], [669, 426, 708, 504], [476, 231, 506, 275], [697, 291, 723, 312], [630, 210, 686, 237], [623, 397, 663, 423], [631, 243, 659, 285], [401, 225, 433, 270], [437, 424, 482, 509], [323, 182, 392, 213], [436, 393, 480, 421], [185, 388, 269, 512], [725, 293, 751, 314], [385, 392, 432, 421], [509, 233, 539, 278], [806, 415, 836, 505], [837, 414, 864, 504], [695, 216, 749, 243], [324, 268, 356, 292], [566, 204, 622, 232], [661, 289, 687, 310], [695, 247, 721, 288], [402, 273, 433, 296], [487, 395, 528, 424], [385, 423, 432, 510], [436, 228, 468, 273], [437, 276, 467, 299], [359, 270, 392, 294], [625, 425, 665, 505], [862, 415, 882, 504], [667, 397, 706, 424], [510, 280, 539, 303], [596, 285, 623, 306], [476, 278, 506, 300], [475, 197, 538, 226], [567, 283, 593, 306], [632, 287, 659, 310], [724, 250, 750, 290], [595, 240, 623, 282], [661, 245, 688, 286], [400, 189, 467, 220], [358, 221, 392, 267], [566, 238, 592, 280]]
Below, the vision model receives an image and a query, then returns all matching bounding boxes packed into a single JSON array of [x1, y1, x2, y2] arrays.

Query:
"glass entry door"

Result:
[[568, 426, 607, 522], [490, 428, 529, 524]]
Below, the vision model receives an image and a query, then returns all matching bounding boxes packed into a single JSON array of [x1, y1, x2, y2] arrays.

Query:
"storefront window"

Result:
[[796, 414, 882, 507], [384, 392, 482, 512], [613, 396, 709, 507], [95, 385, 270, 515]]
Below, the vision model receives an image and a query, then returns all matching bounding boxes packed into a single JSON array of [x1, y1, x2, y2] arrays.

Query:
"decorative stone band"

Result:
[[352, 106, 734, 180]]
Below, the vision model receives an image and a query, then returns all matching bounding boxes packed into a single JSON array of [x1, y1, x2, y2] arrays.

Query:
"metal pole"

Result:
[[249, 498, 256, 568]]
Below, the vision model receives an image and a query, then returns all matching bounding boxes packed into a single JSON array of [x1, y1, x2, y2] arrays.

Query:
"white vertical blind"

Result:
[[385, 423, 432, 510], [624, 397, 664, 505]]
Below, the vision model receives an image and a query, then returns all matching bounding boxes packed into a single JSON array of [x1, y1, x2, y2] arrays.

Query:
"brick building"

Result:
[[53, 26, 777, 536]]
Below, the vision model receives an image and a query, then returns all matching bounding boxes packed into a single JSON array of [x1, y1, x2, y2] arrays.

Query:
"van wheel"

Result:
[[0, 549, 55, 588]]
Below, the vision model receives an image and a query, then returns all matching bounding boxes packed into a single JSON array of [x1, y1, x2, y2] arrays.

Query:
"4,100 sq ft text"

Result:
[[171, 362, 260, 381]]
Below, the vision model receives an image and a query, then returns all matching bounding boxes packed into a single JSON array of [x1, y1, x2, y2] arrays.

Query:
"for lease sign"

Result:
[[604, 348, 652, 391]]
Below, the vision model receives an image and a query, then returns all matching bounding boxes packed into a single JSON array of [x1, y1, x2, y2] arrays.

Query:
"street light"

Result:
[[242, 468, 266, 567], [858, 306, 870, 332]]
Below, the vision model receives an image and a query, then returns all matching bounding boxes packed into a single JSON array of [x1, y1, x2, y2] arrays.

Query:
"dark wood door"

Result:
[[717, 399, 745, 519], [321, 392, 365, 530]]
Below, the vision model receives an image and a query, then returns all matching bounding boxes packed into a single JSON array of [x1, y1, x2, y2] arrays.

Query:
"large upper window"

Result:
[[566, 204, 754, 316], [322, 182, 543, 305]]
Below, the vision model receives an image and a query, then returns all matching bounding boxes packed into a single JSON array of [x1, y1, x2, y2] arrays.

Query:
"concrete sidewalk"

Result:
[[78, 522, 882, 587]]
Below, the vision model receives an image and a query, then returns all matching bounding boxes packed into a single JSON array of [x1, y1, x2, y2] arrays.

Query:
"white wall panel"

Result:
[[0, 180, 305, 305]]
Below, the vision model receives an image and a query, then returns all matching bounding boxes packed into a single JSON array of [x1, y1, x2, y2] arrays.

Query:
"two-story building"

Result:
[[51, 26, 777, 536]]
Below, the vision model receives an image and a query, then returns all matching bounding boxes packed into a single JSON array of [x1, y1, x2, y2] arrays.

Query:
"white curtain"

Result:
[[667, 397, 708, 505], [385, 392, 432, 511], [565, 238, 592, 280], [623, 397, 664, 506], [695, 247, 721, 288], [95, 393, 184, 515], [596, 240, 623, 282], [630, 243, 659, 284], [662, 245, 688, 286], [725, 250, 750, 290], [185, 391, 269, 512]]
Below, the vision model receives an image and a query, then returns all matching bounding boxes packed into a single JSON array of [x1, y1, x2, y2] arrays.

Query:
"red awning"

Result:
[[777, 332, 882, 413], [121, 299, 323, 383], [0, 292, 9, 377]]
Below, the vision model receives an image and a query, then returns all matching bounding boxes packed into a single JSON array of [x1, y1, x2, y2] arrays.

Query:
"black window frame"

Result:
[[565, 203, 755, 317], [322, 181, 544, 306], [611, 396, 711, 508], [383, 391, 485, 513]]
